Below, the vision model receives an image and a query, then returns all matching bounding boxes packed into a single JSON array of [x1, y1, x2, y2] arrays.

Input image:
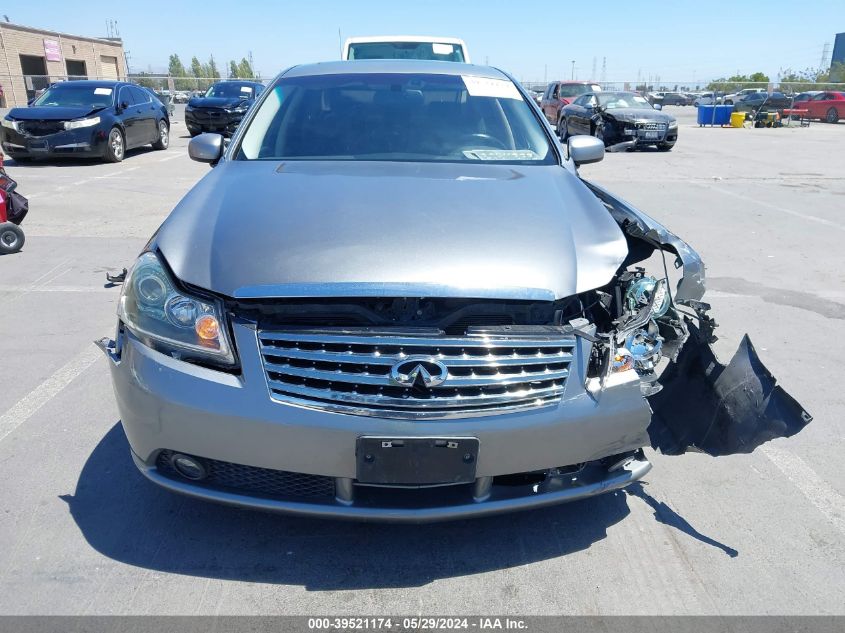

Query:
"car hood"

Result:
[[603, 108, 669, 122], [7, 106, 103, 121], [156, 161, 629, 301], [188, 96, 247, 109]]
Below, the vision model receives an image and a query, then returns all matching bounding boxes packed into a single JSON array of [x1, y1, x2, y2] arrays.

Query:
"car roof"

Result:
[[282, 60, 508, 80], [213, 80, 264, 85], [51, 80, 124, 88], [345, 35, 466, 45]]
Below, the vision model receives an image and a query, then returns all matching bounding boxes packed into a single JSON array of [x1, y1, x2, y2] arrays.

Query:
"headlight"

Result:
[[1, 119, 19, 132], [625, 275, 670, 318], [118, 252, 235, 366], [64, 116, 101, 130], [668, 120, 678, 128], [226, 105, 248, 114]]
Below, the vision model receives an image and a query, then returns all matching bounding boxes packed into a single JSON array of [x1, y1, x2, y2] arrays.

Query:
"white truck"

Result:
[[343, 36, 470, 63]]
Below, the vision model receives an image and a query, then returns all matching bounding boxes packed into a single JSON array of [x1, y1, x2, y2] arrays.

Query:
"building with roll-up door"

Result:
[[0, 21, 127, 107]]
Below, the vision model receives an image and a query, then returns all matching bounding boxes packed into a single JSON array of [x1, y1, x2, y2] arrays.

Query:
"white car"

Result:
[[723, 88, 765, 105], [343, 36, 470, 63], [693, 92, 725, 106]]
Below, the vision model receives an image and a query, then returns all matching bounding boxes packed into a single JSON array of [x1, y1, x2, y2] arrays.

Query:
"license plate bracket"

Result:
[[28, 140, 49, 152], [356, 437, 479, 485], [644, 131, 659, 139]]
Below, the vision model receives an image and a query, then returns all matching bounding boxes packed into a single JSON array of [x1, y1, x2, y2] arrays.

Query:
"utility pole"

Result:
[[571, 60, 575, 80], [591, 57, 597, 80], [544, 64, 547, 84], [600, 57, 606, 86], [338, 28, 343, 59]]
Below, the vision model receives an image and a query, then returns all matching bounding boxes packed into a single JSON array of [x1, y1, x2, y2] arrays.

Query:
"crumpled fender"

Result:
[[647, 321, 813, 456], [584, 181, 705, 305]]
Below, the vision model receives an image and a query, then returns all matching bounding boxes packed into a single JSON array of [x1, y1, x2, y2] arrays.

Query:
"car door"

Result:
[[805, 93, 828, 119], [116, 85, 141, 147], [129, 86, 159, 144], [543, 83, 560, 125], [570, 94, 593, 135]]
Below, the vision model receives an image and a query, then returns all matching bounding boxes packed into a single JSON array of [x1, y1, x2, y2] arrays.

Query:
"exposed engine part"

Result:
[[625, 326, 664, 375]]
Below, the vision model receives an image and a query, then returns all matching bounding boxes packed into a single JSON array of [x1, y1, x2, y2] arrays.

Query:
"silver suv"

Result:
[[100, 61, 810, 521]]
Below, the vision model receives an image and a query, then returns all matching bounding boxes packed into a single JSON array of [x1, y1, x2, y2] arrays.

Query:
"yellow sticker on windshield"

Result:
[[461, 76, 521, 100]]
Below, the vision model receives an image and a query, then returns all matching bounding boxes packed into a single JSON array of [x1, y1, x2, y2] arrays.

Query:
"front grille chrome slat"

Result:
[[257, 329, 577, 419], [265, 362, 570, 388], [266, 379, 565, 410], [260, 344, 573, 367]]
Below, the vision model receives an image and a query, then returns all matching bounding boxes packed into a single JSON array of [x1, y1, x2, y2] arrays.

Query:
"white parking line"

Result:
[[702, 184, 845, 232], [762, 444, 845, 535], [158, 153, 183, 162], [0, 346, 101, 444]]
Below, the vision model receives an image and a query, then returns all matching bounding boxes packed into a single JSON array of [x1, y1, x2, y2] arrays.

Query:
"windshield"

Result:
[[559, 83, 601, 98], [33, 85, 114, 108], [205, 83, 258, 99], [597, 92, 652, 109], [237, 73, 554, 165], [347, 41, 465, 62]]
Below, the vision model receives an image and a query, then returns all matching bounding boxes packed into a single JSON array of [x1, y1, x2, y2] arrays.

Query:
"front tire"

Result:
[[0, 223, 24, 254], [826, 107, 839, 123], [557, 117, 569, 141], [593, 122, 605, 145], [658, 142, 674, 152], [152, 120, 169, 150], [104, 127, 125, 163]]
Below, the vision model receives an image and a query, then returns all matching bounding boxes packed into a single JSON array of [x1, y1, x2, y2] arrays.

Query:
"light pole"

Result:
[[571, 60, 575, 80]]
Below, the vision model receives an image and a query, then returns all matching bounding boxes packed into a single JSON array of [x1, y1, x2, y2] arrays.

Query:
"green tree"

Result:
[[207, 54, 220, 80], [229, 60, 239, 78], [190, 56, 204, 90], [749, 71, 769, 83], [168, 54, 192, 91], [237, 57, 254, 79]]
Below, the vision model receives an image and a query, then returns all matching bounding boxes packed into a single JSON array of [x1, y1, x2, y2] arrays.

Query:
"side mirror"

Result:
[[188, 133, 225, 164], [568, 135, 604, 166], [653, 103, 663, 110]]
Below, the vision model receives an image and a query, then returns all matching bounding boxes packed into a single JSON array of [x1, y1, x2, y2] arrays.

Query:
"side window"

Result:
[[811, 93, 827, 101], [587, 95, 598, 107], [551, 84, 559, 99], [543, 85, 552, 100], [118, 86, 136, 107], [130, 86, 150, 104], [255, 84, 265, 97]]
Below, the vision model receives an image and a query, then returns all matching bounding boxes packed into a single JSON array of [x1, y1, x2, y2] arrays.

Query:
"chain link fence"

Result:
[[0, 73, 272, 108]]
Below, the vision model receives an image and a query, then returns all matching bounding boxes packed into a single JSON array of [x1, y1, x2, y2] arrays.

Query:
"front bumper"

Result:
[[102, 320, 654, 520], [1, 126, 107, 157], [184, 108, 244, 135]]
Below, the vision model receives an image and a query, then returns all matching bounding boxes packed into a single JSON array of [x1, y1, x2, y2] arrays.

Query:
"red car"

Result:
[[540, 81, 602, 129], [803, 91, 845, 123]]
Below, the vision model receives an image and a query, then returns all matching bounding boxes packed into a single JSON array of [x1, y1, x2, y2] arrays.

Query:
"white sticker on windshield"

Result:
[[240, 86, 253, 93], [432, 43, 454, 55], [94, 88, 113, 95], [461, 76, 521, 100]]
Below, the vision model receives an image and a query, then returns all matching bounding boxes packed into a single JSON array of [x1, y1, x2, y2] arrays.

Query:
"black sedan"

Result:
[[0, 80, 169, 163], [559, 91, 678, 151], [184, 80, 265, 136], [732, 91, 794, 114]]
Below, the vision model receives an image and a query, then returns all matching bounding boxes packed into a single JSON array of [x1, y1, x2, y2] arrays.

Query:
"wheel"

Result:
[[593, 122, 604, 145], [826, 107, 839, 123], [104, 127, 125, 163], [657, 143, 674, 152], [0, 223, 24, 254], [693, 101, 700, 107], [152, 120, 169, 150], [724, 99, 733, 105], [557, 117, 569, 141]]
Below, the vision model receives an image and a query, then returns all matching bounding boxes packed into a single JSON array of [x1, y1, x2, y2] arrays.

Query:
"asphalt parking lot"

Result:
[[0, 105, 843, 615]]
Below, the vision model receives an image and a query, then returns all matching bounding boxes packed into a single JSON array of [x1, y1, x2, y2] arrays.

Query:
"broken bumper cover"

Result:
[[101, 322, 655, 520], [648, 322, 812, 456]]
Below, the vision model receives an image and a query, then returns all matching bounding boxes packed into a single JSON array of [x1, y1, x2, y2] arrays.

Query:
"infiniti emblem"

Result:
[[389, 356, 449, 388]]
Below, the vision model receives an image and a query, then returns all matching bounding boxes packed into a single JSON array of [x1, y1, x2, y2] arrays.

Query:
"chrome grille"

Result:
[[257, 329, 577, 418]]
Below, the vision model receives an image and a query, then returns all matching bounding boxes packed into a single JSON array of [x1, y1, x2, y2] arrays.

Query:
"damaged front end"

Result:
[[585, 182, 812, 457]]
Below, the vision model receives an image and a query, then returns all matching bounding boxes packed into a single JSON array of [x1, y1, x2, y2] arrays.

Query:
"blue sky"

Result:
[[5, 0, 843, 83]]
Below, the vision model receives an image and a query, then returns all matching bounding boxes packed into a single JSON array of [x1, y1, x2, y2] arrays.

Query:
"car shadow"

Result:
[[6, 147, 157, 168], [62, 423, 637, 590], [625, 482, 739, 558]]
